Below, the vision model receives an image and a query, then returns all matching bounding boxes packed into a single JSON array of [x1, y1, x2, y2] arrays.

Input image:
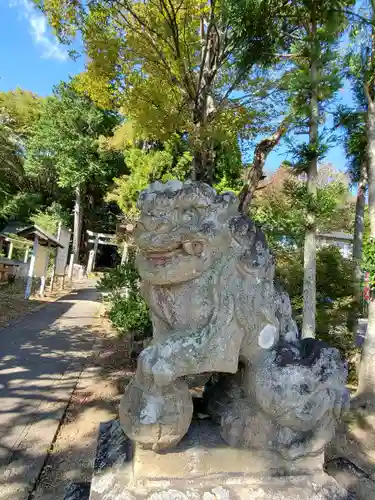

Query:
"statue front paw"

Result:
[[152, 359, 175, 386], [136, 344, 176, 386], [136, 344, 159, 385]]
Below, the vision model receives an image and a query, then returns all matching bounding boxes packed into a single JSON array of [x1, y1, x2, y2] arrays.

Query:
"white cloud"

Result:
[[9, 0, 68, 62]]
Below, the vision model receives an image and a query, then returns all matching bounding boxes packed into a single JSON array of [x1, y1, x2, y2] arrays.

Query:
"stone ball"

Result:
[[119, 378, 193, 452]]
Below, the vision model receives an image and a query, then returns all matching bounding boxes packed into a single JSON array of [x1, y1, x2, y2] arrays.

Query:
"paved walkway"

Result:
[[0, 285, 100, 500]]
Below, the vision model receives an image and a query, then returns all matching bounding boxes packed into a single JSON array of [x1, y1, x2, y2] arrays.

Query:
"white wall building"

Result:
[[316, 231, 353, 258]]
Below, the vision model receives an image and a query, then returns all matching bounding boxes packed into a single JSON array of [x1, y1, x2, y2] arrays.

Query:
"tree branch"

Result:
[[196, 1, 217, 103], [238, 117, 292, 214]]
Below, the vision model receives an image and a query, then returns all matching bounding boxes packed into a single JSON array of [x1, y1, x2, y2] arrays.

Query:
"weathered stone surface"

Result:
[[93, 420, 132, 472], [64, 482, 90, 500], [90, 478, 353, 500], [326, 458, 375, 500], [206, 340, 348, 462], [89, 420, 353, 500], [120, 379, 193, 451], [119, 180, 348, 462], [327, 410, 375, 481]]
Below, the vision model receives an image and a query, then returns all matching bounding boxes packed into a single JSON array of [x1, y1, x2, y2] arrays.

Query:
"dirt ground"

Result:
[[31, 319, 135, 500], [0, 279, 74, 329]]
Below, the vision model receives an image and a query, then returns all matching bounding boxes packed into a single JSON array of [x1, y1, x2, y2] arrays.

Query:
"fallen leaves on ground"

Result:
[[0, 280, 73, 329]]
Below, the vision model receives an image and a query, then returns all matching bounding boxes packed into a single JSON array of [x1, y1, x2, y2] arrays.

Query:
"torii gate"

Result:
[[86, 230, 128, 273]]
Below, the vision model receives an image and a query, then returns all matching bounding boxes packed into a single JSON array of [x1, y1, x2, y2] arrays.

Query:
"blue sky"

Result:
[[1, 0, 351, 173], [0, 1, 84, 96]]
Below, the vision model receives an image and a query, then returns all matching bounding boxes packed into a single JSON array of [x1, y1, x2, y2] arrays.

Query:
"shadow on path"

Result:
[[0, 287, 105, 500]]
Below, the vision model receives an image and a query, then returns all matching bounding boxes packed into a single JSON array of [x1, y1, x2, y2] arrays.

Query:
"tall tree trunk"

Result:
[[72, 185, 83, 264], [353, 162, 367, 301], [238, 119, 290, 215], [192, 97, 216, 184], [302, 10, 318, 339], [356, 102, 375, 402], [354, 1, 375, 406], [192, 13, 217, 184]]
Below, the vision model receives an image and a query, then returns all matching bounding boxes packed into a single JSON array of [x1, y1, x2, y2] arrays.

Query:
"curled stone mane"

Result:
[[137, 179, 238, 214]]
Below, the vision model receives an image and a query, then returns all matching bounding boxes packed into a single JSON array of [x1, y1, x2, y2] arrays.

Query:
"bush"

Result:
[[275, 245, 358, 383], [97, 249, 152, 339]]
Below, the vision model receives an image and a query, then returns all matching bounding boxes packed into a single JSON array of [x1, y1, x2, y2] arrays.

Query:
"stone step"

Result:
[[87, 420, 354, 500]]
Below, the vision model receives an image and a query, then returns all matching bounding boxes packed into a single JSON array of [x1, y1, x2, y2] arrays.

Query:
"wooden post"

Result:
[[73, 185, 82, 263], [68, 252, 74, 282], [121, 243, 128, 265], [7, 241, 13, 260], [87, 249, 95, 275], [49, 247, 58, 293], [49, 223, 61, 293], [92, 233, 99, 272], [24, 247, 30, 263], [25, 235, 38, 299], [40, 243, 50, 297]]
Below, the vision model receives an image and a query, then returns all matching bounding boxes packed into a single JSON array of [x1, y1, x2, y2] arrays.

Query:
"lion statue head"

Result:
[[134, 180, 239, 285]]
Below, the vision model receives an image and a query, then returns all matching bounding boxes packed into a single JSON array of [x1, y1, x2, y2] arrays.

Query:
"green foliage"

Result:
[[107, 292, 151, 339], [213, 141, 244, 194], [0, 90, 51, 221], [107, 136, 193, 216], [335, 104, 367, 184], [22, 80, 126, 241], [282, 0, 354, 183], [98, 250, 152, 338], [363, 236, 375, 288], [252, 165, 352, 247], [107, 132, 244, 215], [276, 245, 358, 381], [35, 0, 296, 183], [0, 89, 43, 139], [31, 202, 70, 235], [26, 81, 122, 190], [0, 193, 44, 221], [5, 234, 31, 261]]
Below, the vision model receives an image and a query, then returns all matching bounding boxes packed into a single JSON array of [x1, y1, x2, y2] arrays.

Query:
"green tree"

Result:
[[31, 202, 71, 235], [98, 249, 152, 338], [252, 163, 352, 249], [335, 93, 368, 311], [34, 0, 294, 183], [282, 0, 354, 339], [344, 0, 375, 404], [26, 81, 123, 262], [0, 89, 43, 139], [276, 245, 357, 381], [221, 0, 354, 337], [0, 89, 55, 224], [108, 142, 192, 218]]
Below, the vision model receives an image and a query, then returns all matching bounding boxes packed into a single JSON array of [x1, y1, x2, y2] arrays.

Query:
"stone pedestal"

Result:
[[86, 420, 354, 500]]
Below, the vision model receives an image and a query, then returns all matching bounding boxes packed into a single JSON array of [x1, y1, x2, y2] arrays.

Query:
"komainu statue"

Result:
[[120, 180, 348, 464]]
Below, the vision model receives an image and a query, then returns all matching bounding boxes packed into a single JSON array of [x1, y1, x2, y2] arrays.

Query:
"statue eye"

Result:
[[181, 208, 198, 223]]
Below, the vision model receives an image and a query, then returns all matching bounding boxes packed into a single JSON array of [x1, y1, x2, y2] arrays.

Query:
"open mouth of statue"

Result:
[[146, 241, 203, 264]]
